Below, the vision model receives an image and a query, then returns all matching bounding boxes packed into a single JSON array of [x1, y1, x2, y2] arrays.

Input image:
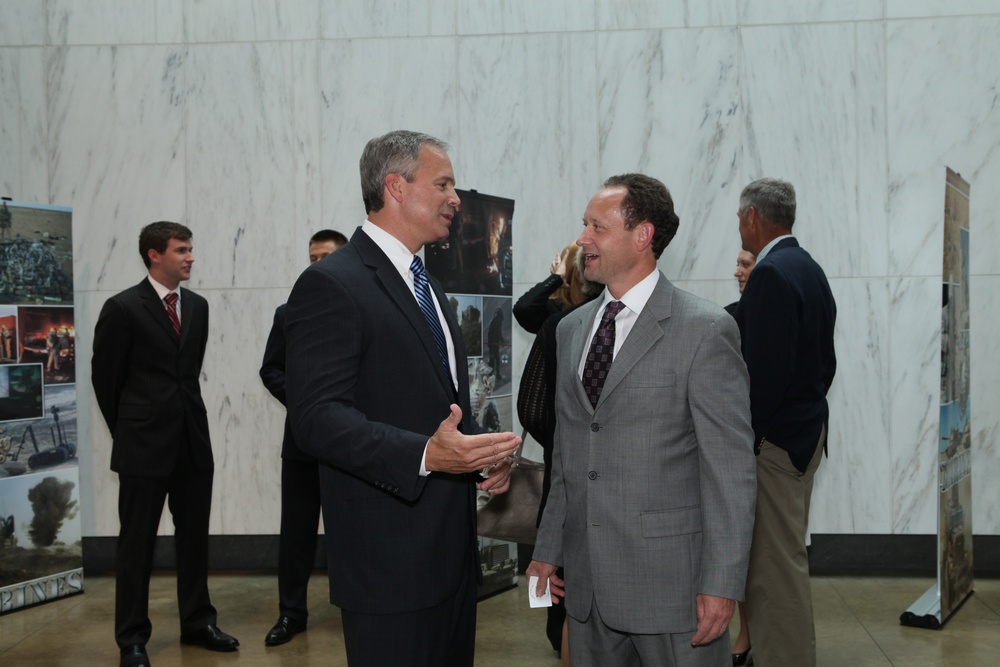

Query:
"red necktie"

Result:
[[164, 292, 181, 338]]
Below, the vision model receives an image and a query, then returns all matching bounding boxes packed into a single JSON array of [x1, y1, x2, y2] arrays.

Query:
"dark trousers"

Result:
[[340, 544, 478, 667], [115, 451, 216, 648], [277, 458, 322, 622]]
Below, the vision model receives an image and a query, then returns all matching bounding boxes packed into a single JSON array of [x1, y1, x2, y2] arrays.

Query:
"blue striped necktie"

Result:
[[409, 255, 450, 371]]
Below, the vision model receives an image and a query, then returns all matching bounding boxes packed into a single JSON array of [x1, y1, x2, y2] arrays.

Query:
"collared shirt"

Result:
[[147, 275, 181, 326], [578, 269, 660, 378], [361, 220, 458, 387], [754, 233, 795, 265]]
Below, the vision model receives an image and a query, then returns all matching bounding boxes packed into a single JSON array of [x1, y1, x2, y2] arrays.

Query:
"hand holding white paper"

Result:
[[528, 575, 552, 608]]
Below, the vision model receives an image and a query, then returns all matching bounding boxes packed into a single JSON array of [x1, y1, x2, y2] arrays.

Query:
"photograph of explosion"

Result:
[[0, 467, 82, 593]]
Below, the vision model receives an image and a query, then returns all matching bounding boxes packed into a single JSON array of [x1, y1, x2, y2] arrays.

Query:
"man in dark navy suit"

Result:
[[733, 179, 837, 667], [92, 222, 239, 667], [283, 130, 521, 667], [259, 228, 346, 646]]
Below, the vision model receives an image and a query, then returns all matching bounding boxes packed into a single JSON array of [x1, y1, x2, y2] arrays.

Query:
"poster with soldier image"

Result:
[[427, 189, 518, 598], [0, 200, 81, 614]]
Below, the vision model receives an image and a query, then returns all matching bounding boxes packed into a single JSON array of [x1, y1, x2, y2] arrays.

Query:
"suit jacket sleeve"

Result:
[[259, 305, 286, 406], [513, 274, 563, 333], [738, 262, 797, 438], [688, 311, 756, 599], [92, 297, 132, 431], [284, 263, 430, 502]]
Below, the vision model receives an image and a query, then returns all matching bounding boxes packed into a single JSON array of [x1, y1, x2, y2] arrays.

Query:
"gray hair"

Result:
[[360, 130, 450, 214], [739, 178, 796, 230]]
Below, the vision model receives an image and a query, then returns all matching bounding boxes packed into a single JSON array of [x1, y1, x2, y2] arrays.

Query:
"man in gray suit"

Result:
[[528, 174, 756, 666]]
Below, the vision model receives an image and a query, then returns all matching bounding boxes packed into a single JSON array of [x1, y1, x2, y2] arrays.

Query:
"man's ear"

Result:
[[635, 221, 654, 252], [385, 173, 405, 204]]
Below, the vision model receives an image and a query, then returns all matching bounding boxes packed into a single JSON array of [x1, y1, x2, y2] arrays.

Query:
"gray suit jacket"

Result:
[[533, 272, 756, 634]]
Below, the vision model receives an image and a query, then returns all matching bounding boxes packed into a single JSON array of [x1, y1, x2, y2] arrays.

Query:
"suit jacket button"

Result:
[[588, 471, 598, 480], [590, 423, 599, 432]]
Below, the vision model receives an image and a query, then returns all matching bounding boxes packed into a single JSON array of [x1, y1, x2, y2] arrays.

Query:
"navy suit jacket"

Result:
[[92, 278, 213, 476], [259, 304, 313, 461], [734, 237, 837, 472], [283, 227, 479, 615]]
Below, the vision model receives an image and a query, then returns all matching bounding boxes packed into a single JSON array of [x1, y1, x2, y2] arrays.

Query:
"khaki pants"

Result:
[[745, 427, 825, 667]]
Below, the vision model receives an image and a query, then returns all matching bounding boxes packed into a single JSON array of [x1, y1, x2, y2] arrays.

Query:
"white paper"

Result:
[[528, 575, 552, 608]]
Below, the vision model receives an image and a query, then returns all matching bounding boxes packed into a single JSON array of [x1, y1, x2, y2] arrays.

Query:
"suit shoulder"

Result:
[[670, 285, 729, 322], [180, 286, 208, 304]]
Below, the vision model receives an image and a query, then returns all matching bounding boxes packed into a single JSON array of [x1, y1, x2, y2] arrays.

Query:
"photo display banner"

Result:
[[424, 188, 516, 598], [937, 168, 973, 621], [0, 200, 83, 614], [901, 168, 973, 629]]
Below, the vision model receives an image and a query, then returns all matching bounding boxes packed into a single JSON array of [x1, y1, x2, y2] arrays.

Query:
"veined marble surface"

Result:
[[0, 1, 997, 540]]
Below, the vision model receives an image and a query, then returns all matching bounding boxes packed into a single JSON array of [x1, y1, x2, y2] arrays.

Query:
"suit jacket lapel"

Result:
[[352, 231, 455, 394], [566, 299, 601, 413], [594, 273, 671, 410], [178, 287, 194, 347]]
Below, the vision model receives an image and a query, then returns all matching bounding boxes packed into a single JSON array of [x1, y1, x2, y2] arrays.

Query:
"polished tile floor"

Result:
[[1, 573, 998, 666]]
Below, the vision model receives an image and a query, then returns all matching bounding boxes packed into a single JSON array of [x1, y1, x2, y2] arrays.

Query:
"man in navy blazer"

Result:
[[259, 228, 346, 646], [733, 178, 837, 667], [283, 131, 521, 667], [92, 222, 239, 667]]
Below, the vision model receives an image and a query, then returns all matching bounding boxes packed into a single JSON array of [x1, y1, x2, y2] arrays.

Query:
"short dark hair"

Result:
[[359, 130, 449, 214], [310, 229, 348, 248], [739, 178, 796, 230], [603, 174, 679, 259], [138, 221, 192, 269]]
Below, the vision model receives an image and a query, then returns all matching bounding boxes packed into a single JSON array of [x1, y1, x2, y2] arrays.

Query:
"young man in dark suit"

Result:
[[92, 222, 239, 667], [283, 130, 521, 667], [259, 228, 346, 646], [734, 178, 837, 667]]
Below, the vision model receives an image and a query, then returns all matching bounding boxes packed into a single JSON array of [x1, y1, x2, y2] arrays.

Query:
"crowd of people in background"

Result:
[[94, 130, 835, 667]]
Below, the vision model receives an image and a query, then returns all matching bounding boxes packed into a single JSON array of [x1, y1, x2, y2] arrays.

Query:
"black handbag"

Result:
[[476, 433, 545, 544]]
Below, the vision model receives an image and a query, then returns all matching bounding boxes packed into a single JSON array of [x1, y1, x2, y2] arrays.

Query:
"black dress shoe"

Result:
[[265, 615, 307, 646], [732, 646, 754, 666], [180, 624, 240, 652], [120, 644, 150, 667]]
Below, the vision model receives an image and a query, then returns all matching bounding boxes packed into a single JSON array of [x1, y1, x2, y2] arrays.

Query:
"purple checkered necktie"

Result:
[[582, 300, 625, 408]]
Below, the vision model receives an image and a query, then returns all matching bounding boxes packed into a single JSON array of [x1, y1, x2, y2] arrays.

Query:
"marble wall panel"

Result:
[[810, 277, 893, 533], [596, 27, 742, 283], [8, 2, 1000, 540], [181, 0, 319, 43], [0, 0, 46, 46], [456, 0, 595, 35], [0, 47, 48, 202], [321, 0, 455, 39], [887, 0, 1000, 18], [456, 32, 600, 287], [185, 41, 321, 291], [596, 0, 739, 29], [738, 0, 884, 25], [969, 275, 1000, 534], [855, 21, 890, 278], [887, 276, 941, 534], [740, 22, 862, 280], [46, 45, 186, 292], [47, 0, 158, 46], [319, 37, 460, 236], [885, 16, 1000, 278], [200, 286, 288, 534]]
